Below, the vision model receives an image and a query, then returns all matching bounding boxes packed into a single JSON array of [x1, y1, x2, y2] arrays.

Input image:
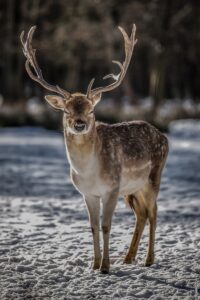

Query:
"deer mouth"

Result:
[[74, 120, 87, 133]]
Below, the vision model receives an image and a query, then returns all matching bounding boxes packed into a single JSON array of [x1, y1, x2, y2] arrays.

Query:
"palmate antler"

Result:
[[20, 26, 71, 99], [87, 24, 137, 98]]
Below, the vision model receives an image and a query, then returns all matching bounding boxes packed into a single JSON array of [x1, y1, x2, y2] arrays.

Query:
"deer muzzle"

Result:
[[74, 119, 87, 132]]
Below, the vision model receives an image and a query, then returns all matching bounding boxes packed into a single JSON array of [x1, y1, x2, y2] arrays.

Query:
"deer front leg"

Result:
[[101, 190, 118, 274], [84, 196, 101, 270]]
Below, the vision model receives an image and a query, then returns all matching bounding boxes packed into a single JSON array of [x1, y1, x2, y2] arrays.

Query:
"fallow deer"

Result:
[[21, 24, 168, 274]]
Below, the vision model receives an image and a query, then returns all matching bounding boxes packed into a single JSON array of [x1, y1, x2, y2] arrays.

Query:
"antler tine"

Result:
[[87, 24, 137, 98], [21, 26, 71, 99], [86, 78, 95, 98]]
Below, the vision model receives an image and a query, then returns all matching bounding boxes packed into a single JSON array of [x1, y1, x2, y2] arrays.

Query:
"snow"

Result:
[[0, 120, 200, 300]]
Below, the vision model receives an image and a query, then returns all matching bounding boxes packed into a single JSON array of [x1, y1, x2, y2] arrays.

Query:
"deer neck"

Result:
[[64, 123, 97, 174]]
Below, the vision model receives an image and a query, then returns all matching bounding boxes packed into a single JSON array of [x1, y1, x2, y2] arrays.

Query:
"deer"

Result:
[[20, 24, 168, 274]]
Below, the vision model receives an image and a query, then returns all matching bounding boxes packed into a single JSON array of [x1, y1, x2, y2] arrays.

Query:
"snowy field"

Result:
[[0, 120, 199, 300]]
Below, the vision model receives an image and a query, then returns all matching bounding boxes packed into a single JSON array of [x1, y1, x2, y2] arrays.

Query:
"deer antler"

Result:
[[87, 24, 137, 98], [20, 26, 71, 99]]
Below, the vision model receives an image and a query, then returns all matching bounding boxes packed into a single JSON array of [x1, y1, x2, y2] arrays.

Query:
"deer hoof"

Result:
[[93, 262, 101, 270], [145, 256, 154, 267], [100, 267, 109, 274], [123, 258, 132, 264], [100, 259, 110, 274], [123, 255, 134, 264]]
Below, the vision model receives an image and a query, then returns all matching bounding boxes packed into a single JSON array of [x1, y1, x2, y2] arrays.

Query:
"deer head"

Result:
[[20, 25, 137, 134]]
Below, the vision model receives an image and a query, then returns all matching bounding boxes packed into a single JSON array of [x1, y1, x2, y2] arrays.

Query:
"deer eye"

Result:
[[89, 110, 94, 115]]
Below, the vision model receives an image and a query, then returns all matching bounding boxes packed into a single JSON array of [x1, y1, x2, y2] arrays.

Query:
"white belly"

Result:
[[73, 176, 113, 198], [119, 161, 152, 196], [71, 161, 152, 198], [119, 177, 147, 196]]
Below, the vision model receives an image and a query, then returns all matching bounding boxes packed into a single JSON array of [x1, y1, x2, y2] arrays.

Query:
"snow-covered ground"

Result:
[[0, 120, 199, 300]]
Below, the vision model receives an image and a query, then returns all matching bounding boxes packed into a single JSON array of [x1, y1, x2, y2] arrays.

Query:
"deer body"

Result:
[[21, 25, 168, 274], [66, 120, 165, 199], [63, 117, 168, 273]]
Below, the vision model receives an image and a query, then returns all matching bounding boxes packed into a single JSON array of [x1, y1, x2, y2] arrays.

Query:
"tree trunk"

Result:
[[4, 0, 14, 102], [123, 76, 138, 105], [149, 51, 167, 116]]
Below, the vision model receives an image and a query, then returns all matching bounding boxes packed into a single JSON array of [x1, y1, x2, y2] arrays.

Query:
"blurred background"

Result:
[[0, 0, 200, 131]]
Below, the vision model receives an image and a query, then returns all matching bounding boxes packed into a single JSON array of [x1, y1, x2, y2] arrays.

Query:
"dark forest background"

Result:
[[0, 0, 200, 130]]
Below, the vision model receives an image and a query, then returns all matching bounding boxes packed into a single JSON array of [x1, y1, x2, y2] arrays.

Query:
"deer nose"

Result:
[[74, 119, 86, 132]]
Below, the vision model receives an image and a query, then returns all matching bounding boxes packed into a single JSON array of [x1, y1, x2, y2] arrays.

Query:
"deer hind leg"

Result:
[[140, 184, 157, 266], [123, 193, 148, 264], [144, 163, 165, 266], [145, 200, 157, 266], [124, 160, 167, 266]]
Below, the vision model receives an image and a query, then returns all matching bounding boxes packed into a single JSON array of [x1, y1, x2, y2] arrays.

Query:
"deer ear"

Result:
[[91, 93, 102, 106], [45, 95, 65, 110]]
